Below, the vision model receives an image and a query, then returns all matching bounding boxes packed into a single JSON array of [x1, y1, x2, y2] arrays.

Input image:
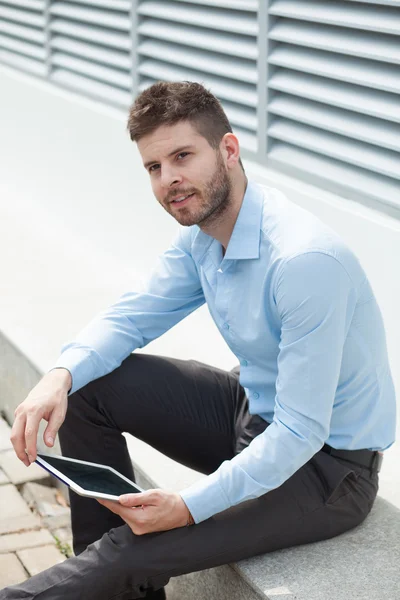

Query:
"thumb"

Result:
[[44, 409, 65, 447]]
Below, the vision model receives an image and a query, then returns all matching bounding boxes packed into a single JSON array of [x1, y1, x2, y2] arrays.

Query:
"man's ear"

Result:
[[220, 133, 241, 169]]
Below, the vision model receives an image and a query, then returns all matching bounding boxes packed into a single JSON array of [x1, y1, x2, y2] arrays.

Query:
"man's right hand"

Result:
[[10, 368, 72, 466]]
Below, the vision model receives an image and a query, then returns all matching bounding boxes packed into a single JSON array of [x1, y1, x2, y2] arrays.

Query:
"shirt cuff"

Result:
[[179, 470, 231, 523], [49, 348, 94, 395]]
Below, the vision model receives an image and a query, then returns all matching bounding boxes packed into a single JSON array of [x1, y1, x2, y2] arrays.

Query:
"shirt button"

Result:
[[253, 392, 259, 399], [222, 323, 229, 330], [241, 359, 248, 366]]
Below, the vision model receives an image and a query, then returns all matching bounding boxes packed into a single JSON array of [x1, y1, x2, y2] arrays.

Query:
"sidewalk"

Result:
[[0, 416, 73, 589]]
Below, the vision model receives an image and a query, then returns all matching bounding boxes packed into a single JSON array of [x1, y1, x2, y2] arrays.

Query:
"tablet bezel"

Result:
[[35, 453, 145, 501]]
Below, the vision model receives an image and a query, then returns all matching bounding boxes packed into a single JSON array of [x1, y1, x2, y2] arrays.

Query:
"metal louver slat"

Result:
[[51, 36, 131, 70], [269, 20, 400, 64], [268, 95, 400, 152], [269, 46, 400, 94], [269, 71, 400, 123], [0, 32, 45, 60], [138, 40, 257, 84], [51, 19, 131, 51], [138, 19, 256, 60], [0, 20, 44, 44], [269, 142, 400, 211], [63, 0, 130, 8], [268, 119, 400, 180], [171, 0, 257, 9], [50, 3, 130, 31], [139, 59, 257, 107], [0, 6, 44, 28], [347, 0, 400, 6], [51, 68, 132, 106], [5, 0, 44, 9], [51, 52, 131, 88], [0, 48, 46, 75], [138, 1, 257, 36], [219, 101, 257, 131], [269, 0, 400, 36]]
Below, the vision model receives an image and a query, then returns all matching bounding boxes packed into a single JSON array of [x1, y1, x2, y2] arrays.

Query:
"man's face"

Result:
[[138, 121, 232, 227]]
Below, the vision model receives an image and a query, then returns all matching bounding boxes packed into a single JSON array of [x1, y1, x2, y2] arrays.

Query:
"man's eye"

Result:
[[149, 164, 160, 173], [177, 152, 189, 159]]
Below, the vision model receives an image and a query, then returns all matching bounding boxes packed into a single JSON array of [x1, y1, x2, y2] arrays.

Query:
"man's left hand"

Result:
[[97, 489, 192, 535]]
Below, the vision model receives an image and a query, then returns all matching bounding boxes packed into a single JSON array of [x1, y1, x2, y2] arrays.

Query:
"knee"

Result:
[[102, 526, 171, 595]]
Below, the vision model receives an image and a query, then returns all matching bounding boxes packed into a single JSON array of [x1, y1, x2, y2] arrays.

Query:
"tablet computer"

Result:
[[35, 453, 144, 501]]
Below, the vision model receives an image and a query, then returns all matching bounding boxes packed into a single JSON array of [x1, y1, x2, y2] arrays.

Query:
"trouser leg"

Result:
[[58, 353, 247, 555]]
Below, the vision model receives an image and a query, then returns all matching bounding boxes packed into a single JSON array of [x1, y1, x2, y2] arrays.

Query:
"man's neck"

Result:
[[200, 173, 248, 254]]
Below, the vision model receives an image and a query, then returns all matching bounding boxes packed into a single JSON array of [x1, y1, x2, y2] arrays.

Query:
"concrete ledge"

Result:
[[0, 332, 41, 426], [236, 497, 400, 600]]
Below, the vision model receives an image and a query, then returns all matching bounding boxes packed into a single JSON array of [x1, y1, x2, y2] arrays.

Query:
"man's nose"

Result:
[[160, 165, 182, 189]]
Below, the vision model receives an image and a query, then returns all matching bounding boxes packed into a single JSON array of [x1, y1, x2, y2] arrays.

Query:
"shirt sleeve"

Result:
[[180, 251, 358, 523], [50, 227, 205, 395]]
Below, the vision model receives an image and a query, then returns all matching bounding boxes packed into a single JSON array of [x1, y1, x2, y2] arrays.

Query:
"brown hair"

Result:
[[127, 81, 234, 150]]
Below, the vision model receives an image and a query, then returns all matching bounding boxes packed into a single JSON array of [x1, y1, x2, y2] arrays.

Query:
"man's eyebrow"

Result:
[[144, 145, 195, 169]]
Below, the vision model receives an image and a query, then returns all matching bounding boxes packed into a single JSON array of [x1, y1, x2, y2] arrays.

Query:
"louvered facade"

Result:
[[137, 1, 258, 152], [266, 0, 400, 214], [0, 0, 47, 76], [49, 1, 132, 106], [0, 0, 399, 214]]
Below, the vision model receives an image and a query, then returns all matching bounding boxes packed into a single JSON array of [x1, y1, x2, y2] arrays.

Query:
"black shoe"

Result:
[[144, 588, 166, 599]]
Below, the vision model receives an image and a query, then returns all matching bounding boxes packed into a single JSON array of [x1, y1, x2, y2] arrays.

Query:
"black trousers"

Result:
[[1, 354, 379, 599]]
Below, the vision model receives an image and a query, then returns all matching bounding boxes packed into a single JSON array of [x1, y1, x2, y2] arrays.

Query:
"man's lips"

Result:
[[169, 193, 195, 207]]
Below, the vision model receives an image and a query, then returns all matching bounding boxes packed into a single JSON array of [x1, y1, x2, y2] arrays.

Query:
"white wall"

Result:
[[1, 65, 398, 503]]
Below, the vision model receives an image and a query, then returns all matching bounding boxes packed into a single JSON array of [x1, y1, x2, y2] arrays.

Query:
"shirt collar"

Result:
[[191, 179, 264, 263]]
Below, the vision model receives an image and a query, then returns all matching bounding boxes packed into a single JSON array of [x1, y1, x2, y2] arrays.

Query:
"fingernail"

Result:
[[47, 437, 54, 446]]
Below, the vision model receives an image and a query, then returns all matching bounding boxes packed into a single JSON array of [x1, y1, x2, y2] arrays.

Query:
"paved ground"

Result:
[[0, 416, 73, 590], [0, 416, 183, 599]]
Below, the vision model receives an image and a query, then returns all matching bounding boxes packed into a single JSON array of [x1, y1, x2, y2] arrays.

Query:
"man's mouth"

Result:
[[170, 193, 195, 206]]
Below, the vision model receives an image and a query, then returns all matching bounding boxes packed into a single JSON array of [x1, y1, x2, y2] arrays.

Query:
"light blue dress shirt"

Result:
[[52, 180, 396, 523]]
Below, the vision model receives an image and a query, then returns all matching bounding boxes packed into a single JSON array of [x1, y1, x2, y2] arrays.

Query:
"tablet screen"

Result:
[[37, 454, 141, 496]]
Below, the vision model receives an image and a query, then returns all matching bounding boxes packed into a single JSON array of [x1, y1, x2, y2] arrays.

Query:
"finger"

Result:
[[119, 491, 158, 506], [10, 414, 30, 466], [119, 493, 143, 506], [24, 412, 42, 462], [43, 408, 65, 447]]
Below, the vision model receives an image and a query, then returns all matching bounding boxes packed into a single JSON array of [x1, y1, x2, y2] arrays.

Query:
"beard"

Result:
[[163, 151, 232, 227]]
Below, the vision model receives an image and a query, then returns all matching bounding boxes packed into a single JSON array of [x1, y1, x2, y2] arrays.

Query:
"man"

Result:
[[3, 81, 396, 599]]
